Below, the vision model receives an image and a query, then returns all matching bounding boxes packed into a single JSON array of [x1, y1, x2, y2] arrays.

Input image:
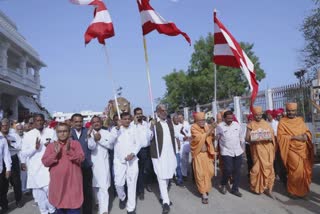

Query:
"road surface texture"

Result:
[[4, 164, 320, 214]]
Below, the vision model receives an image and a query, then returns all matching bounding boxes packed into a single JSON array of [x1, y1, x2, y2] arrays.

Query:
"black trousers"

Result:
[[81, 167, 93, 214], [245, 144, 253, 177], [221, 154, 242, 192], [0, 154, 22, 208], [137, 146, 152, 194], [274, 149, 287, 184]]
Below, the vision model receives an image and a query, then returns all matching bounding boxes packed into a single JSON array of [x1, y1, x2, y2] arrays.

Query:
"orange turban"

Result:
[[286, 102, 297, 110], [194, 112, 205, 121], [252, 106, 263, 115]]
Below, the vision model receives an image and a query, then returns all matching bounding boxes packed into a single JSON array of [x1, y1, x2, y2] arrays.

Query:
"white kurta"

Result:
[[152, 120, 177, 179], [0, 136, 11, 173], [268, 119, 279, 137], [88, 129, 113, 189], [0, 132, 22, 157], [111, 126, 147, 164], [173, 123, 183, 154], [21, 128, 55, 189], [130, 121, 153, 148], [110, 125, 146, 212], [180, 121, 191, 154]]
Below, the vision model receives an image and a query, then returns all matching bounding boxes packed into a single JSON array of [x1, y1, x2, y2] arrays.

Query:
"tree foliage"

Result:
[[162, 33, 266, 112], [301, 0, 320, 68]]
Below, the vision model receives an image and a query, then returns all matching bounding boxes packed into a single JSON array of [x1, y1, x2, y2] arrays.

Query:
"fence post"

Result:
[[196, 104, 200, 112], [183, 107, 189, 122], [233, 96, 242, 123], [265, 89, 273, 110]]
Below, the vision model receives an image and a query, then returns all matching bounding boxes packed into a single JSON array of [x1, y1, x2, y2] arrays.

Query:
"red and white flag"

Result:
[[213, 11, 259, 111], [136, 0, 191, 45], [70, 0, 115, 45]]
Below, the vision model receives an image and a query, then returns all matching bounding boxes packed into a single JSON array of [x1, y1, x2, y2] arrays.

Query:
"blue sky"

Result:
[[0, 0, 316, 114]]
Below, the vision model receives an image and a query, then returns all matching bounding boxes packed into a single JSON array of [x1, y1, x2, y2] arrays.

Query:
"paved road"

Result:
[[4, 164, 320, 214]]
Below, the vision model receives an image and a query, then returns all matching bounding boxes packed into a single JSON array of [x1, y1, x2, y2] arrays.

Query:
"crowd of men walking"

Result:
[[0, 102, 314, 214]]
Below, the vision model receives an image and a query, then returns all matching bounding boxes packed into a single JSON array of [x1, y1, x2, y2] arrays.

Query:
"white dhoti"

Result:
[[114, 158, 138, 212], [32, 186, 55, 214], [152, 120, 177, 205]]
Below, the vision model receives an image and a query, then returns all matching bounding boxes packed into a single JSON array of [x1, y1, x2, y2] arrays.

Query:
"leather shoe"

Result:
[[119, 199, 126, 210], [220, 185, 227, 195], [16, 201, 24, 208], [162, 203, 170, 214], [159, 199, 173, 206], [231, 190, 242, 197], [146, 184, 152, 192], [138, 193, 145, 200]]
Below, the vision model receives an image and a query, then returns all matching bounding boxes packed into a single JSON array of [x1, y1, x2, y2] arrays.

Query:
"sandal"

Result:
[[201, 198, 208, 204]]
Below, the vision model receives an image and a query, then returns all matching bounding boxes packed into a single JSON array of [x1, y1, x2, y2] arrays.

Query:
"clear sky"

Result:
[[0, 0, 316, 114]]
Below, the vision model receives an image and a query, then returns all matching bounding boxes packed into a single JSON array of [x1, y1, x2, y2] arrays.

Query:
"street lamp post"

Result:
[[294, 69, 307, 119]]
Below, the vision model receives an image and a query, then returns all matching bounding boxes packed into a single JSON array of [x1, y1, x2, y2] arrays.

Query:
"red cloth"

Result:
[[273, 108, 284, 117], [85, 122, 91, 129], [247, 114, 254, 121], [265, 110, 273, 115], [232, 114, 238, 123], [49, 120, 58, 129], [42, 140, 84, 209]]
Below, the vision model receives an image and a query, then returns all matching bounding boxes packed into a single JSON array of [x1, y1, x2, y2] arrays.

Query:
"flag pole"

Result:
[[103, 45, 121, 120], [213, 9, 218, 177], [214, 63, 218, 177], [142, 36, 160, 160]]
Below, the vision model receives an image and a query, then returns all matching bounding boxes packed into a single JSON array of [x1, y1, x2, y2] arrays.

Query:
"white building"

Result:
[[0, 10, 49, 121], [52, 111, 104, 123]]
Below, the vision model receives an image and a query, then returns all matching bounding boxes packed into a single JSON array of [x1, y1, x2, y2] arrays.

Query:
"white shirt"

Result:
[[17, 134, 27, 163], [110, 126, 147, 164], [88, 129, 113, 188], [21, 128, 56, 188], [130, 120, 153, 148], [217, 121, 244, 157], [268, 119, 279, 137], [173, 123, 184, 154], [181, 120, 191, 136], [0, 132, 22, 157], [75, 129, 82, 139], [0, 136, 11, 173]]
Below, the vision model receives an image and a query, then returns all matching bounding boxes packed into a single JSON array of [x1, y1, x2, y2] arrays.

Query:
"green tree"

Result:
[[301, 0, 320, 68], [162, 33, 266, 112]]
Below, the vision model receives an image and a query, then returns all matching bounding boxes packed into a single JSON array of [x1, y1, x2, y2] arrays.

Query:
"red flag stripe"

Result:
[[213, 11, 259, 111], [71, 0, 115, 45], [137, 0, 154, 12], [214, 32, 228, 45], [89, 0, 106, 12], [213, 56, 239, 68], [85, 22, 114, 45], [137, 0, 191, 45]]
